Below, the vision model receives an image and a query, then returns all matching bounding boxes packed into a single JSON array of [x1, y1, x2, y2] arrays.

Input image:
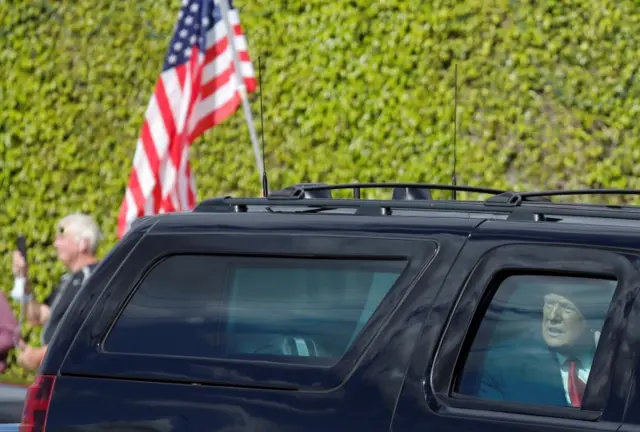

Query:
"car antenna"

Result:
[[451, 63, 458, 200], [258, 55, 269, 198]]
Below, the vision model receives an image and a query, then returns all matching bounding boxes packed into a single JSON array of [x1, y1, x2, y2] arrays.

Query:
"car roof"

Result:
[[131, 183, 640, 234]]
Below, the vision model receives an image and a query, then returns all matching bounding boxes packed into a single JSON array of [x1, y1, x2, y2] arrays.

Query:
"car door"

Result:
[[391, 220, 640, 432], [612, 284, 640, 432]]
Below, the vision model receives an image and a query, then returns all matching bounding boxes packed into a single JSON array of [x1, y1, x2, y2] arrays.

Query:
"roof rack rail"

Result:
[[268, 183, 334, 200], [483, 189, 640, 207], [485, 192, 523, 206], [267, 182, 508, 201], [520, 189, 640, 200], [191, 194, 640, 229], [190, 185, 640, 229], [192, 196, 640, 219]]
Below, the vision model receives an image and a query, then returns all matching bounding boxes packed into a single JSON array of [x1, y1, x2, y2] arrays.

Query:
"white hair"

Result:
[[57, 213, 102, 255]]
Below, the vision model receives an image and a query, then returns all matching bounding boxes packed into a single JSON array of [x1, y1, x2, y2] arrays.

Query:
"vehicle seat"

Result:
[[251, 335, 330, 357]]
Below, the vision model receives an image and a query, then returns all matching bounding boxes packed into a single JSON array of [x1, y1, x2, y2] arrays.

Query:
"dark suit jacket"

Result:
[[459, 336, 570, 407]]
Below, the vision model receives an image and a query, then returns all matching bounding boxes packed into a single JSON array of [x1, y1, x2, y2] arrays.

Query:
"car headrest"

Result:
[[392, 187, 432, 200], [253, 336, 328, 357]]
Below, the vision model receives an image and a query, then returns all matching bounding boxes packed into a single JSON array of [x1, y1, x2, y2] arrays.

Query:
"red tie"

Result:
[[567, 359, 586, 407]]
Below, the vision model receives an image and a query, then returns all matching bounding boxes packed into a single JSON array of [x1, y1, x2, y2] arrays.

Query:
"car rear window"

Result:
[[103, 254, 406, 365]]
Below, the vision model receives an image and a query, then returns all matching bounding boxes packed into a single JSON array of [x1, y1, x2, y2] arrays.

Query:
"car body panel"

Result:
[[43, 215, 479, 432]]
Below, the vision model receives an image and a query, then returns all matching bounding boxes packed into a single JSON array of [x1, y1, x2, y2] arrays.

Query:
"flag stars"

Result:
[[162, 0, 243, 71]]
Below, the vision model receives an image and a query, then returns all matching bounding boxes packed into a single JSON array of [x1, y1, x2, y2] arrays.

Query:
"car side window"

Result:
[[103, 254, 406, 365], [455, 274, 617, 409]]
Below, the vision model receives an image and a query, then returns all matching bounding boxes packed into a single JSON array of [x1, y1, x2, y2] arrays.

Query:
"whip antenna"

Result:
[[258, 56, 269, 197], [452, 63, 458, 200]]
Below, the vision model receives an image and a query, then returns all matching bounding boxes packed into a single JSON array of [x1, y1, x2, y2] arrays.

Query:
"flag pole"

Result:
[[216, 0, 264, 178]]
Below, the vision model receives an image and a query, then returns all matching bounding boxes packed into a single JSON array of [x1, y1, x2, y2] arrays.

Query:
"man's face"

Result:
[[542, 293, 587, 349], [53, 225, 82, 268]]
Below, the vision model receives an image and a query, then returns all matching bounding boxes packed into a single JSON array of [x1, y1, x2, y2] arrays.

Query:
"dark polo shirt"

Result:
[[41, 263, 98, 345]]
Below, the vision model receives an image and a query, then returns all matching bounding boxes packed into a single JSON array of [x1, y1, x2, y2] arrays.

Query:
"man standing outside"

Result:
[[11, 213, 102, 371]]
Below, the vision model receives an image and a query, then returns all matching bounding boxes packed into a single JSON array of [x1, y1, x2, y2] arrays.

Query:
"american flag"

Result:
[[117, 0, 257, 238]]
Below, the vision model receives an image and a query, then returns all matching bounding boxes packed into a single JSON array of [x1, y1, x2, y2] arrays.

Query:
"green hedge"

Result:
[[1, 0, 639, 382]]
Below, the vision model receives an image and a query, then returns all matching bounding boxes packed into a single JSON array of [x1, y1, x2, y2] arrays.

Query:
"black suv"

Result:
[[18, 183, 640, 432]]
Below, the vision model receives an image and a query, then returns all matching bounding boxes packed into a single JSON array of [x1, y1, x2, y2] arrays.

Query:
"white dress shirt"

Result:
[[555, 330, 600, 405], [556, 351, 592, 405]]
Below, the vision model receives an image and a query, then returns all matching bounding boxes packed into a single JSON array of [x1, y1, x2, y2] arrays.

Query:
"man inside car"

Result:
[[475, 282, 607, 407]]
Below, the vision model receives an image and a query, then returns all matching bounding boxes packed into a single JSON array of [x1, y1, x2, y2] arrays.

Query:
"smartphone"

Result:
[[14, 234, 28, 347], [17, 234, 27, 260]]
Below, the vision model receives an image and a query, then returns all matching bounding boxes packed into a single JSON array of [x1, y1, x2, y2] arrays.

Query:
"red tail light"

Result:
[[19, 374, 56, 432]]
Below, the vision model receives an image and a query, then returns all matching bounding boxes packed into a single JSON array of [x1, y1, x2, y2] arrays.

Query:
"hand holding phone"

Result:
[[12, 235, 29, 347], [17, 235, 27, 260], [11, 235, 29, 301], [12, 235, 28, 278]]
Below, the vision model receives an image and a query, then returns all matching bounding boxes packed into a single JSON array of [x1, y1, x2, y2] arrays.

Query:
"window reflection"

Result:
[[105, 255, 406, 365]]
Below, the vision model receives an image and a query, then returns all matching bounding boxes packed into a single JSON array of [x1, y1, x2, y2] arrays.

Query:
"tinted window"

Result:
[[456, 275, 616, 409], [104, 255, 406, 365]]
